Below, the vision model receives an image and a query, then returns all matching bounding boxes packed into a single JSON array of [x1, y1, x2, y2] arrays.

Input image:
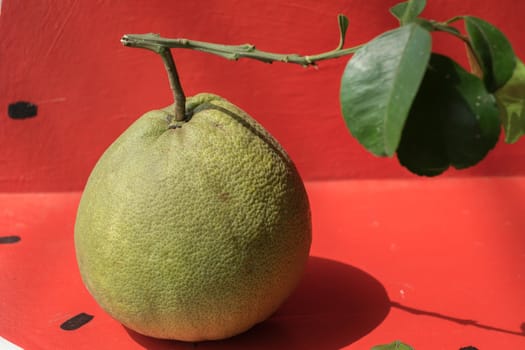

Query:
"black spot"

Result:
[[8, 101, 38, 119], [60, 313, 94, 331], [0, 236, 21, 244], [460, 347, 478, 350]]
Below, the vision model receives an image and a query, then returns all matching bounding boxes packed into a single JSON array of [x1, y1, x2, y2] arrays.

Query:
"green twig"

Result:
[[444, 15, 465, 25], [121, 33, 363, 67], [119, 13, 476, 124]]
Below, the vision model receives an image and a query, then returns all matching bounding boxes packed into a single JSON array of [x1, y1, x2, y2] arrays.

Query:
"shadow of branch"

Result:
[[391, 301, 525, 337]]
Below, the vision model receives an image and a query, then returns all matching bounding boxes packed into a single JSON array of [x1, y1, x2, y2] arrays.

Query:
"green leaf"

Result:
[[390, 2, 408, 22], [371, 340, 414, 350], [465, 16, 516, 92], [390, 0, 427, 25], [340, 23, 431, 157], [337, 14, 350, 50], [390, 1, 408, 24], [397, 54, 501, 176], [495, 58, 525, 143]]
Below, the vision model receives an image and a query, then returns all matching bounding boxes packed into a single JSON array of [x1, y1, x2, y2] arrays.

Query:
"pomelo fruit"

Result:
[[74, 93, 311, 341]]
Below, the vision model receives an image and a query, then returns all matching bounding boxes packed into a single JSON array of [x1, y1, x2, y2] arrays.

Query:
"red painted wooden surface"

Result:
[[1, 178, 525, 349], [1, 0, 525, 191]]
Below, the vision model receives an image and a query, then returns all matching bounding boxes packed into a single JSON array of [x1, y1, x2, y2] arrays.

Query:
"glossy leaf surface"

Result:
[[397, 54, 500, 176], [340, 23, 431, 157], [465, 16, 516, 91]]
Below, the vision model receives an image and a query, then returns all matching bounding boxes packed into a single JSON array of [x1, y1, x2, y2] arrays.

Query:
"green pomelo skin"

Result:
[[74, 93, 312, 341]]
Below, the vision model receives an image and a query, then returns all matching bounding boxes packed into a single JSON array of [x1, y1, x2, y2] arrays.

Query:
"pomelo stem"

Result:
[[120, 35, 186, 122], [159, 47, 186, 122]]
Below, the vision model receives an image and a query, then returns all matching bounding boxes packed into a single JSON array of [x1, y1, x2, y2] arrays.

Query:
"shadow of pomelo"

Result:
[[126, 256, 390, 350]]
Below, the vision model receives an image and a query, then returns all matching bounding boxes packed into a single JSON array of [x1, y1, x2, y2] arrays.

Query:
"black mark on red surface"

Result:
[[8, 101, 38, 119], [60, 313, 94, 330], [0, 236, 21, 244], [459, 347, 478, 350]]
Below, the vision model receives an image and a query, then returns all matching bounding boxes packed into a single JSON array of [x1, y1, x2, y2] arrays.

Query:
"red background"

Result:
[[2, 0, 525, 192]]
